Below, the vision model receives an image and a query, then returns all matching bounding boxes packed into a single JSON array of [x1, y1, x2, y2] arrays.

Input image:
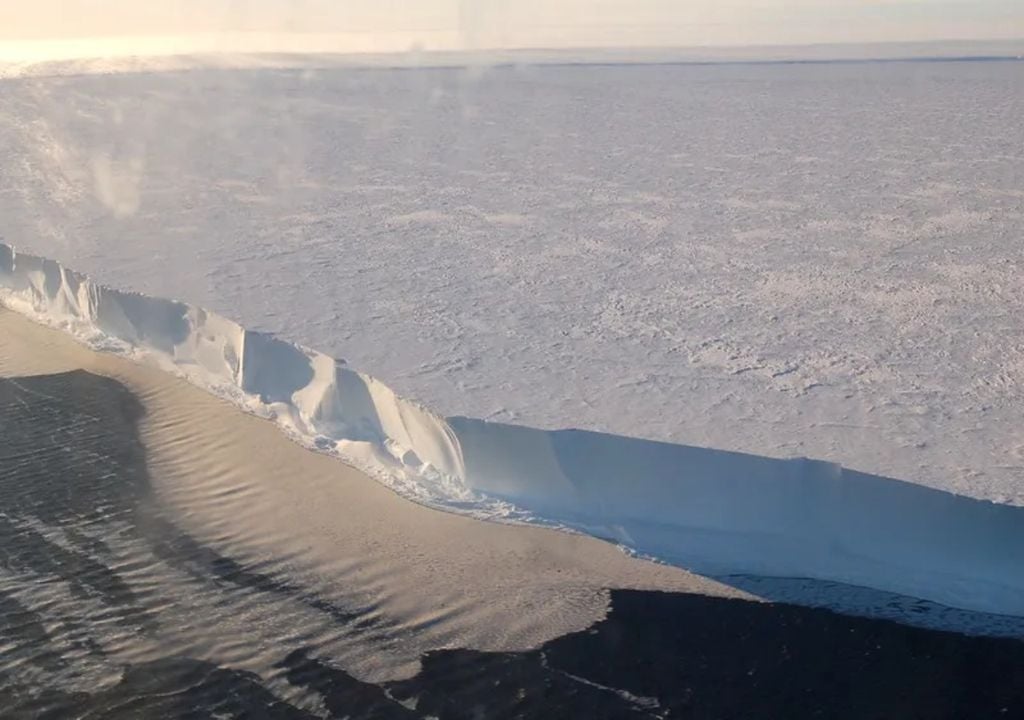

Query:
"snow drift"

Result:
[[2, 241, 1022, 617]]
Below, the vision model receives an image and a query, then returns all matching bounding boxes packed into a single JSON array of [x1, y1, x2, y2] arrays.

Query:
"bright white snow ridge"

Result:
[[3, 241, 1023, 618]]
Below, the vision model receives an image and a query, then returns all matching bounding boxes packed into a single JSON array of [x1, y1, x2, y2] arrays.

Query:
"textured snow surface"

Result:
[[2, 60, 1023, 506], [4, 242, 1024, 617], [3, 59, 1024, 480]]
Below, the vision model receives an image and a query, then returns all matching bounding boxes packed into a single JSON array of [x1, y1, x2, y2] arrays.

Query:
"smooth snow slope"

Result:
[[3, 242, 1023, 618]]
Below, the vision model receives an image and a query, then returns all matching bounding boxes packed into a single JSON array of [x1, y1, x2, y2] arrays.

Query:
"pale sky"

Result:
[[1, 0, 1022, 53]]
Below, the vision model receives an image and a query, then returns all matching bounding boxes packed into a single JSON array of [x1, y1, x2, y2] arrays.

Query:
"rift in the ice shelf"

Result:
[[2, 241, 1023, 618]]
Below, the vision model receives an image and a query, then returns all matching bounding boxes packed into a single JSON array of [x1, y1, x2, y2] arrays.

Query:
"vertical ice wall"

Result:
[[2, 242, 1023, 617]]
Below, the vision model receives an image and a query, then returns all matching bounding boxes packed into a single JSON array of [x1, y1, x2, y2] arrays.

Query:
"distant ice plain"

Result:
[[2, 56, 1023, 503]]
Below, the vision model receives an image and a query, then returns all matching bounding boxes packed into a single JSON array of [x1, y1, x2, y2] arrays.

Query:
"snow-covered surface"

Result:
[[2, 39, 1022, 79], [2, 58, 1023, 507], [4, 242, 1024, 617]]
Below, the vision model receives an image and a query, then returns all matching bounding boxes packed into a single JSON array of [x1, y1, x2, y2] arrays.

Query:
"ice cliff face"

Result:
[[3, 241, 1023, 618]]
